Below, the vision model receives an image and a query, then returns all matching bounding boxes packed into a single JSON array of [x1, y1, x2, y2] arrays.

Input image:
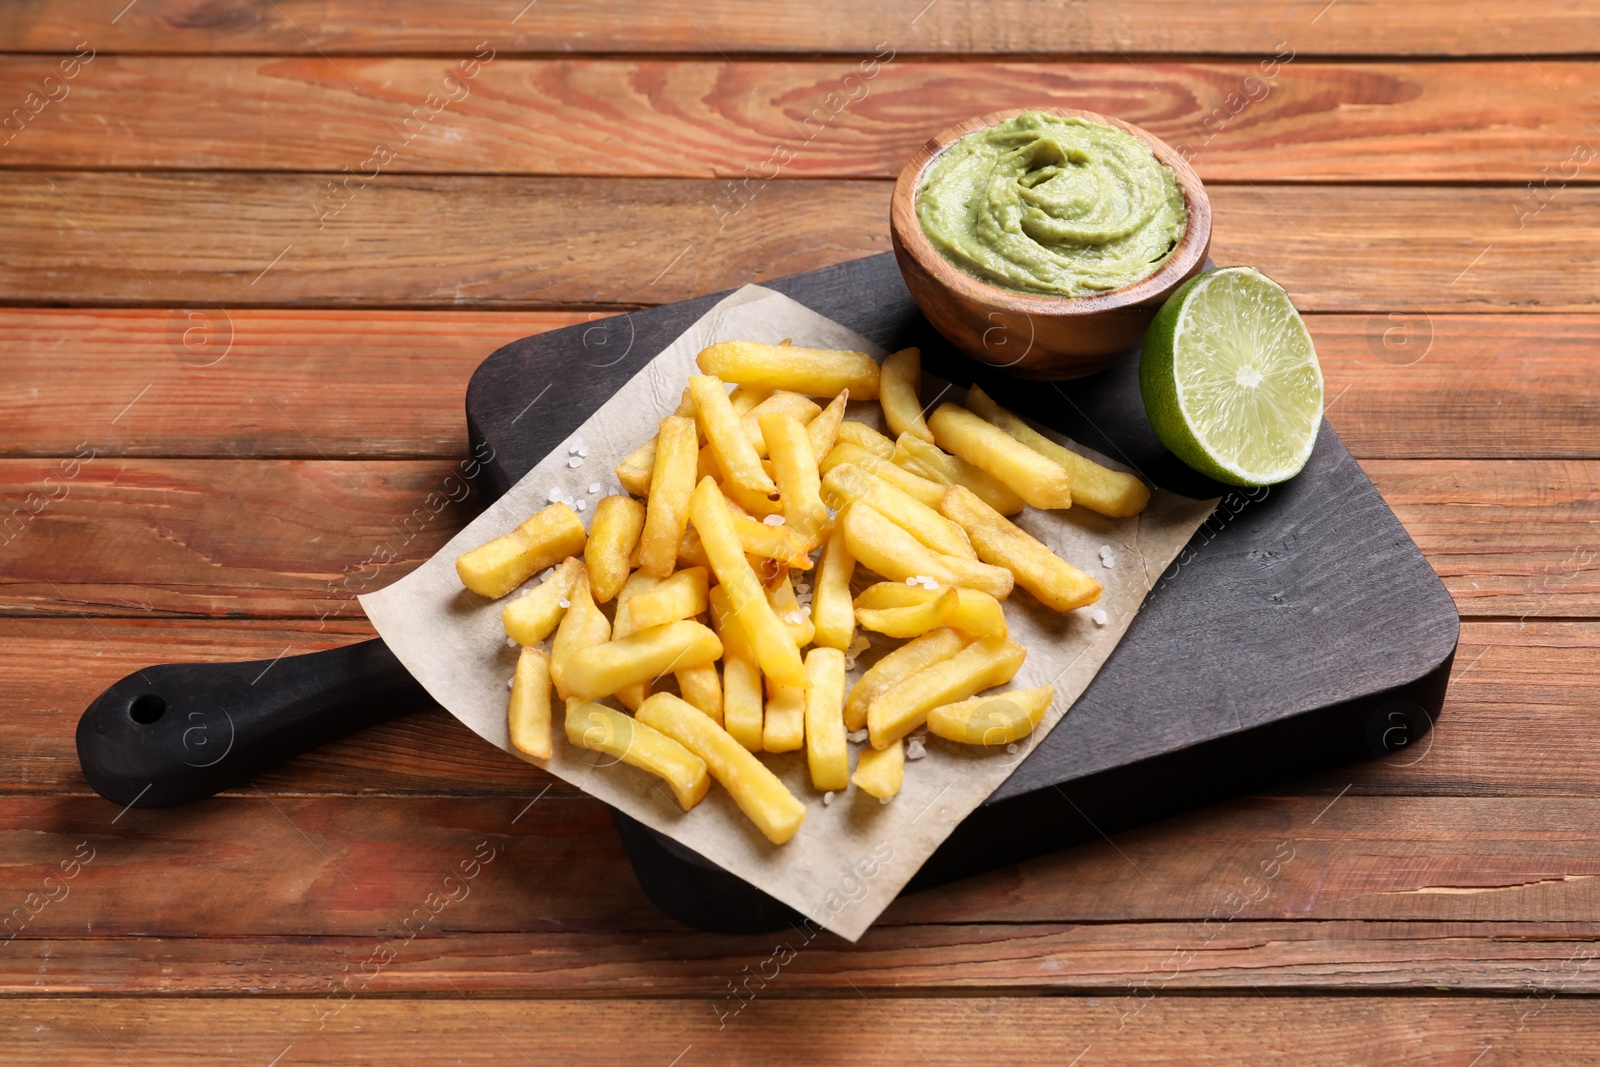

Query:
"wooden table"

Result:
[[4, 3, 1598, 1062]]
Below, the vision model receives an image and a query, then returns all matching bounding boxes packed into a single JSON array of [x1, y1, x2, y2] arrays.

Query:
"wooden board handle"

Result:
[[75, 639, 433, 808]]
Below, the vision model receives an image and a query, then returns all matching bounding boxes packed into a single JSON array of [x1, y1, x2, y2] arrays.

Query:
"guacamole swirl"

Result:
[[916, 111, 1188, 297]]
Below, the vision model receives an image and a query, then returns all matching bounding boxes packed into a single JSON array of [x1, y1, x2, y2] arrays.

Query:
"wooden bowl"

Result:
[[890, 107, 1212, 380]]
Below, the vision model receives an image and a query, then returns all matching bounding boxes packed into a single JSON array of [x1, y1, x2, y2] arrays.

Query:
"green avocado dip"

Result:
[[915, 111, 1188, 298]]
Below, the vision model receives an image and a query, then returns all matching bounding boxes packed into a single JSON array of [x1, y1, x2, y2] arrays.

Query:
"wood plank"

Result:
[[2, 458, 1592, 618], [4, 57, 1596, 183], [6, 310, 1597, 461], [2, 793, 1599, 936], [4, 0, 1599, 57], [2, 176, 1596, 312], [1, 619, 1593, 799], [6, 921, 1600, 996]]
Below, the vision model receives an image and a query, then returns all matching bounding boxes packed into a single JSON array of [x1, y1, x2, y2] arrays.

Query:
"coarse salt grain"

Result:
[[588, 483, 601, 494], [1101, 556, 1115, 569], [506, 676, 515, 689], [558, 598, 570, 609], [568, 438, 584, 454], [547, 488, 565, 504], [879, 795, 891, 805], [823, 791, 835, 806], [504, 635, 518, 649], [567, 456, 584, 469], [1007, 743, 1019, 754], [906, 738, 927, 760], [575, 500, 586, 511], [848, 729, 869, 744], [577, 446, 588, 458], [1099, 544, 1113, 557], [1092, 608, 1108, 626], [763, 514, 785, 526]]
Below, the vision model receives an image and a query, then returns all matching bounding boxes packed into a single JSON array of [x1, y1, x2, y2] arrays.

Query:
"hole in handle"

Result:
[[129, 694, 167, 725]]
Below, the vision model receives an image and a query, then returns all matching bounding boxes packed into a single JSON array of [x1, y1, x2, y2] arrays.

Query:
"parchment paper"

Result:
[[362, 285, 1216, 941]]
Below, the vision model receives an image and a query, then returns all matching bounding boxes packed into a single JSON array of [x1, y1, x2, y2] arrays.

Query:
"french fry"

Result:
[[560, 620, 723, 701], [841, 503, 1014, 599], [880, 347, 934, 443], [639, 416, 699, 577], [867, 636, 1027, 748], [810, 524, 857, 651], [851, 740, 904, 800], [707, 584, 754, 660], [585, 495, 646, 603], [687, 477, 807, 688], [675, 663, 724, 726], [821, 462, 975, 559], [507, 647, 553, 760], [690, 374, 779, 499], [742, 391, 822, 457], [820, 441, 948, 508], [762, 412, 829, 548], [893, 432, 1026, 516], [806, 390, 849, 459], [844, 627, 968, 731], [566, 700, 710, 810], [456, 502, 588, 598], [926, 684, 1054, 746], [729, 512, 814, 569], [804, 648, 849, 791], [624, 566, 709, 630], [722, 654, 764, 752], [610, 570, 661, 710], [939, 486, 1103, 612], [728, 384, 772, 416], [765, 570, 816, 648], [763, 683, 806, 753], [637, 692, 807, 844], [501, 556, 582, 646], [835, 421, 895, 458], [855, 587, 958, 639], [697, 340, 880, 400], [549, 574, 611, 700], [615, 437, 656, 497], [928, 402, 1073, 510], [966, 385, 1150, 518], [853, 581, 1008, 639], [676, 526, 713, 570]]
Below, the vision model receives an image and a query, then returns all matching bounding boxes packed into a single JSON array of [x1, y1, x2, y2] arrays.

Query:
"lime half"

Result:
[[1140, 266, 1323, 487]]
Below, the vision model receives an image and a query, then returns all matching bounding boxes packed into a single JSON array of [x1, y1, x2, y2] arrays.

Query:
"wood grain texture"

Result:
[[2, 458, 1591, 618], [5, 57, 1597, 183], [2, 792, 1599, 938], [5, 921, 1600, 997], [5, 310, 1598, 461], [3, 176, 1598, 311], [1, 619, 1590, 799], [4, 0, 1599, 56]]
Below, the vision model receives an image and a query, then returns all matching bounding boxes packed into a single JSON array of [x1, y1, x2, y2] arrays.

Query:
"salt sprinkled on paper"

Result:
[[567, 456, 584, 469], [906, 737, 927, 760], [568, 438, 584, 454], [847, 728, 869, 744], [588, 483, 601, 494], [504, 635, 518, 649], [1091, 608, 1108, 626], [575, 500, 587, 512], [822, 791, 835, 806], [506, 676, 515, 690]]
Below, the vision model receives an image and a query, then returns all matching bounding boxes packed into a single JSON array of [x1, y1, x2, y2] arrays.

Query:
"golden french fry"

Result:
[[566, 699, 710, 811], [821, 441, 948, 508], [707, 584, 754, 660], [929, 402, 1073, 510], [729, 512, 814, 569], [836, 421, 896, 458], [456, 502, 588, 598], [742, 391, 823, 457], [639, 415, 699, 577], [851, 739, 904, 799], [765, 570, 816, 648], [728, 384, 772, 416], [855, 587, 958, 639], [697, 340, 880, 400], [687, 477, 807, 688], [806, 391, 849, 459], [926, 684, 1054, 746], [501, 556, 582, 646], [675, 662, 724, 725], [939, 486, 1102, 612], [762, 412, 830, 548], [763, 683, 806, 753], [637, 692, 807, 844], [868, 636, 1026, 748], [821, 462, 975, 559], [624, 566, 709, 630], [880, 347, 933, 443], [853, 581, 1008, 639], [610, 572, 661, 711], [893, 432, 1026, 516], [810, 524, 857, 651], [549, 574, 611, 700], [585, 495, 646, 603], [722, 654, 764, 752], [615, 437, 656, 497], [842, 503, 1013, 599], [804, 648, 849, 791], [845, 627, 968, 731], [965, 385, 1150, 518], [507, 647, 553, 760], [560, 620, 723, 701], [690, 374, 779, 499]]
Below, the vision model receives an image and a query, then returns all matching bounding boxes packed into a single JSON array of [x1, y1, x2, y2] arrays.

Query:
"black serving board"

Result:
[[466, 252, 1459, 933]]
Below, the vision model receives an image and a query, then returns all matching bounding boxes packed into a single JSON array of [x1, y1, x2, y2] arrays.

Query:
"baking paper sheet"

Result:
[[362, 285, 1216, 941]]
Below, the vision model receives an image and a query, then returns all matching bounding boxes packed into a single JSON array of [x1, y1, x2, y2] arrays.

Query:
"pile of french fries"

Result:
[[455, 340, 1151, 845]]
